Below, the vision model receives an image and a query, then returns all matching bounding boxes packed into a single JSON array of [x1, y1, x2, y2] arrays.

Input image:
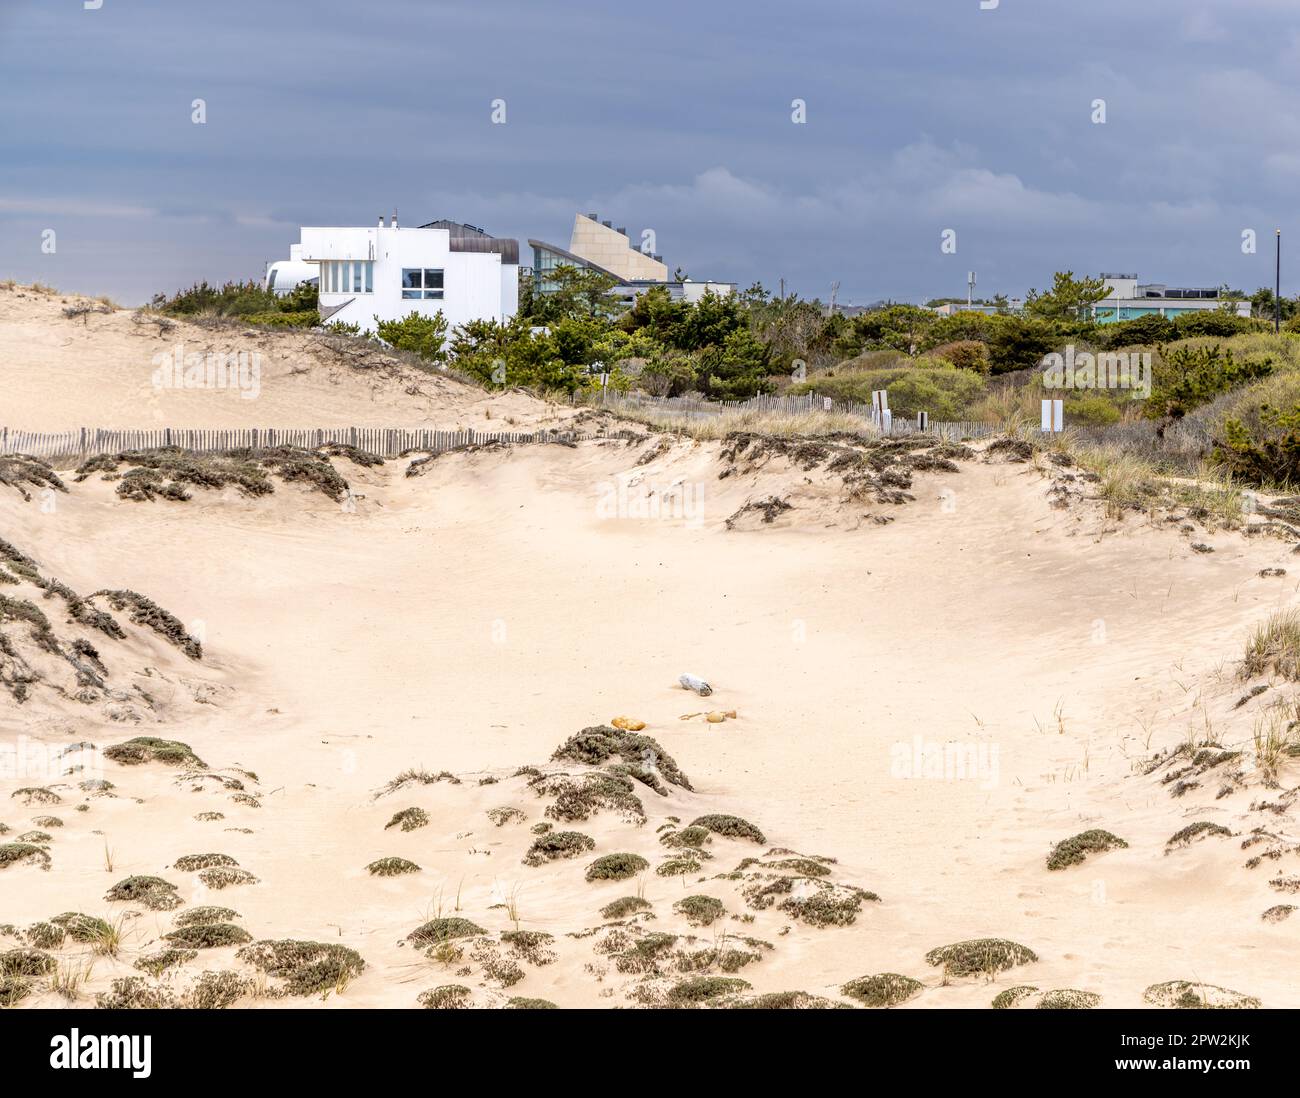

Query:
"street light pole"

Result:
[[1276, 229, 1282, 334]]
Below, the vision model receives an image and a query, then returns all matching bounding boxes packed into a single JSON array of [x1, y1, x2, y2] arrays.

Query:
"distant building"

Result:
[[1091, 273, 1249, 323], [274, 215, 519, 334], [528, 212, 734, 303], [930, 300, 1024, 317]]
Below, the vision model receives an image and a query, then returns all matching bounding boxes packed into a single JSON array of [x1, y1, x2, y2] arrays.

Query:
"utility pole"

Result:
[[1276, 229, 1282, 334], [967, 270, 976, 307]]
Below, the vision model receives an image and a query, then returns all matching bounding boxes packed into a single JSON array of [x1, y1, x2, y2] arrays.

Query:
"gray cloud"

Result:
[[1, 0, 1296, 305]]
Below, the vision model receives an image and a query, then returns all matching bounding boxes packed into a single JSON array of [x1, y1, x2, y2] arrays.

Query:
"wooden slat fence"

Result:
[[0, 426, 641, 468]]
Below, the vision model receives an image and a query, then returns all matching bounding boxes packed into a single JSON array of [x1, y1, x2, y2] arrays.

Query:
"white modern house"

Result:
[[270, 215, 519, 333], [1091, 273, 1250, 324]]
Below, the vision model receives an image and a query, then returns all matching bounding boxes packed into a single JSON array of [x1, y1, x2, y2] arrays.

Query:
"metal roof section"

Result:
[[419, 220, 520, 264]]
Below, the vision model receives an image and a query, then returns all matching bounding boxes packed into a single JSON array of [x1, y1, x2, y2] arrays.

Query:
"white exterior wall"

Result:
[[299, 225, 517, 335]]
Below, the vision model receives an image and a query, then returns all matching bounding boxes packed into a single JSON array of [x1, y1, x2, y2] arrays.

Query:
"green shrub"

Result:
[[600, 896, 651, 920], [841, 972, 924, 1007], [930, 340, 991, 374], [690, 814, 766, 844], [407, 918, 485, 945], [366, 856, 421, 876], [673, 895, 724, 926], [585, 853, 649, 882], [1046, 830, 1129, 871], [162, 923, 252, 949], [924, 938, 1038, 977], [374, 310, 449, 364], [239, 309, 318, 328], [236, 939, 365, 995], [522, 830, 595, 866], [104, 875, 183, 910]]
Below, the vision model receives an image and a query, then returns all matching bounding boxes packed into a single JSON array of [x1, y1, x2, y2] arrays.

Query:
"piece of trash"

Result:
[[679, 674, 712, 697], [706, 711, 726, 724], [611, 716, 646, 731]]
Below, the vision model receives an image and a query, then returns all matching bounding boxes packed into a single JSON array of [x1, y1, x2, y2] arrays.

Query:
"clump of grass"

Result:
[[1143, 980, 1261, 1009], [173, 906, 239, 927], [600, 896, 651, 920], [235, 939, 365, 996], [668, 976, 750, 1004], [95, 976, 176, 1009], [407, 918, 485, 946], [418, 984, 471, 1009], [657, 854, 703, 877], [925, 938, 1038, 978], [841, 972, 924, 1007], [586, 853, 649, 882], [163, 923, 252, 949], [50, 912, 113, 943], [720, 990, 851, 1010], [505, 996, 558, 1009], [522, 830, 595, 866], [173, 852, 238, 872], [1046, 829, 1128, 870], [0, 843, 51, 871], [134, 948, 197, 976], [183, 970, 251, 1009], [24, 921, 66, 949], [379, 769, 461, 796], [90, 591, 202, 659], [103, 736, 205, 769], [690, 814, 766, 844], [540, 772, 646, 825], [197, 866, 258, 889], [660, 825, 711, 849], [1242, 609, 1300, 680], [11, 786, 60, 805], [366, 856, 421, 877], [761, 857, 832, 877], [30, 815, 62, 828], [384, 807, 430, 832], [551, 725, 693, 791], [487, 806, 526, 827], [991, 985, 1041, 1010], [673, 895, 725, 926], [1252, 708, 1296, 782], [0, 947, 56, 978], [104, 875, 183, 911], [1165, 821, 1232, 850], [500, 930, 556, 966], [1037, 988, 1101, 1009]]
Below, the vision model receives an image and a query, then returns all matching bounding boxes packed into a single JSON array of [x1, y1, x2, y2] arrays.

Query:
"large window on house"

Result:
[[401, 268, 445, 300], [321, 260, 373, 294]]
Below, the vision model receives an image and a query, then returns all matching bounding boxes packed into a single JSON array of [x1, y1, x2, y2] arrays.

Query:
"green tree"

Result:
[[373, 310, 449, 364], [1023, 271, 1109, 322]]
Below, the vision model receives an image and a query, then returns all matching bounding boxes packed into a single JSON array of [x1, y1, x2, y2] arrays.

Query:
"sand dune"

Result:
[[0, 286, 577, 431], [3, 407, 1298, 1008]]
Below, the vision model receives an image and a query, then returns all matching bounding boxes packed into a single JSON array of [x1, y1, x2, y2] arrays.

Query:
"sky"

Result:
[[2, 0, 1299, 306]]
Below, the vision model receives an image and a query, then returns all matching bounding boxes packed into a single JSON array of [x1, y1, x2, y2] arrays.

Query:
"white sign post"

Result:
[[1041, 398, 1063, 433], [872, 389, 890, 432]]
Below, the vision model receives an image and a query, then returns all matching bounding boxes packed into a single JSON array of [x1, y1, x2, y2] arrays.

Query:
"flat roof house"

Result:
[[285, 215, 519, 334], [529, 212, 734, 303], [1092, 273, 1250, 323]]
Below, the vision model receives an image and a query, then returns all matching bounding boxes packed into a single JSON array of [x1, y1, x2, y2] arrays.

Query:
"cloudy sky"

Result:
[[2, 0, 1297, 306]]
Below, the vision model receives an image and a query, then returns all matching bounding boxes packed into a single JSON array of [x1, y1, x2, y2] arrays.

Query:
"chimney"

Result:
[[379, 214, 386, 228], [617, 227, 627, 236], [392, 208, 399, 229], [602, 220, 612, 228]]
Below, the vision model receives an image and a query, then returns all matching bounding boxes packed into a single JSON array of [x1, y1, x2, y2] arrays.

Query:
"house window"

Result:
[[321, 260, 373, 294], [401, 268, 445, 300]]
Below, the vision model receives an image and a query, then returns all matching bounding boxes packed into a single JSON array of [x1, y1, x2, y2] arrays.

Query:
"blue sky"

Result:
[[2, 0, 1298, 305]]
